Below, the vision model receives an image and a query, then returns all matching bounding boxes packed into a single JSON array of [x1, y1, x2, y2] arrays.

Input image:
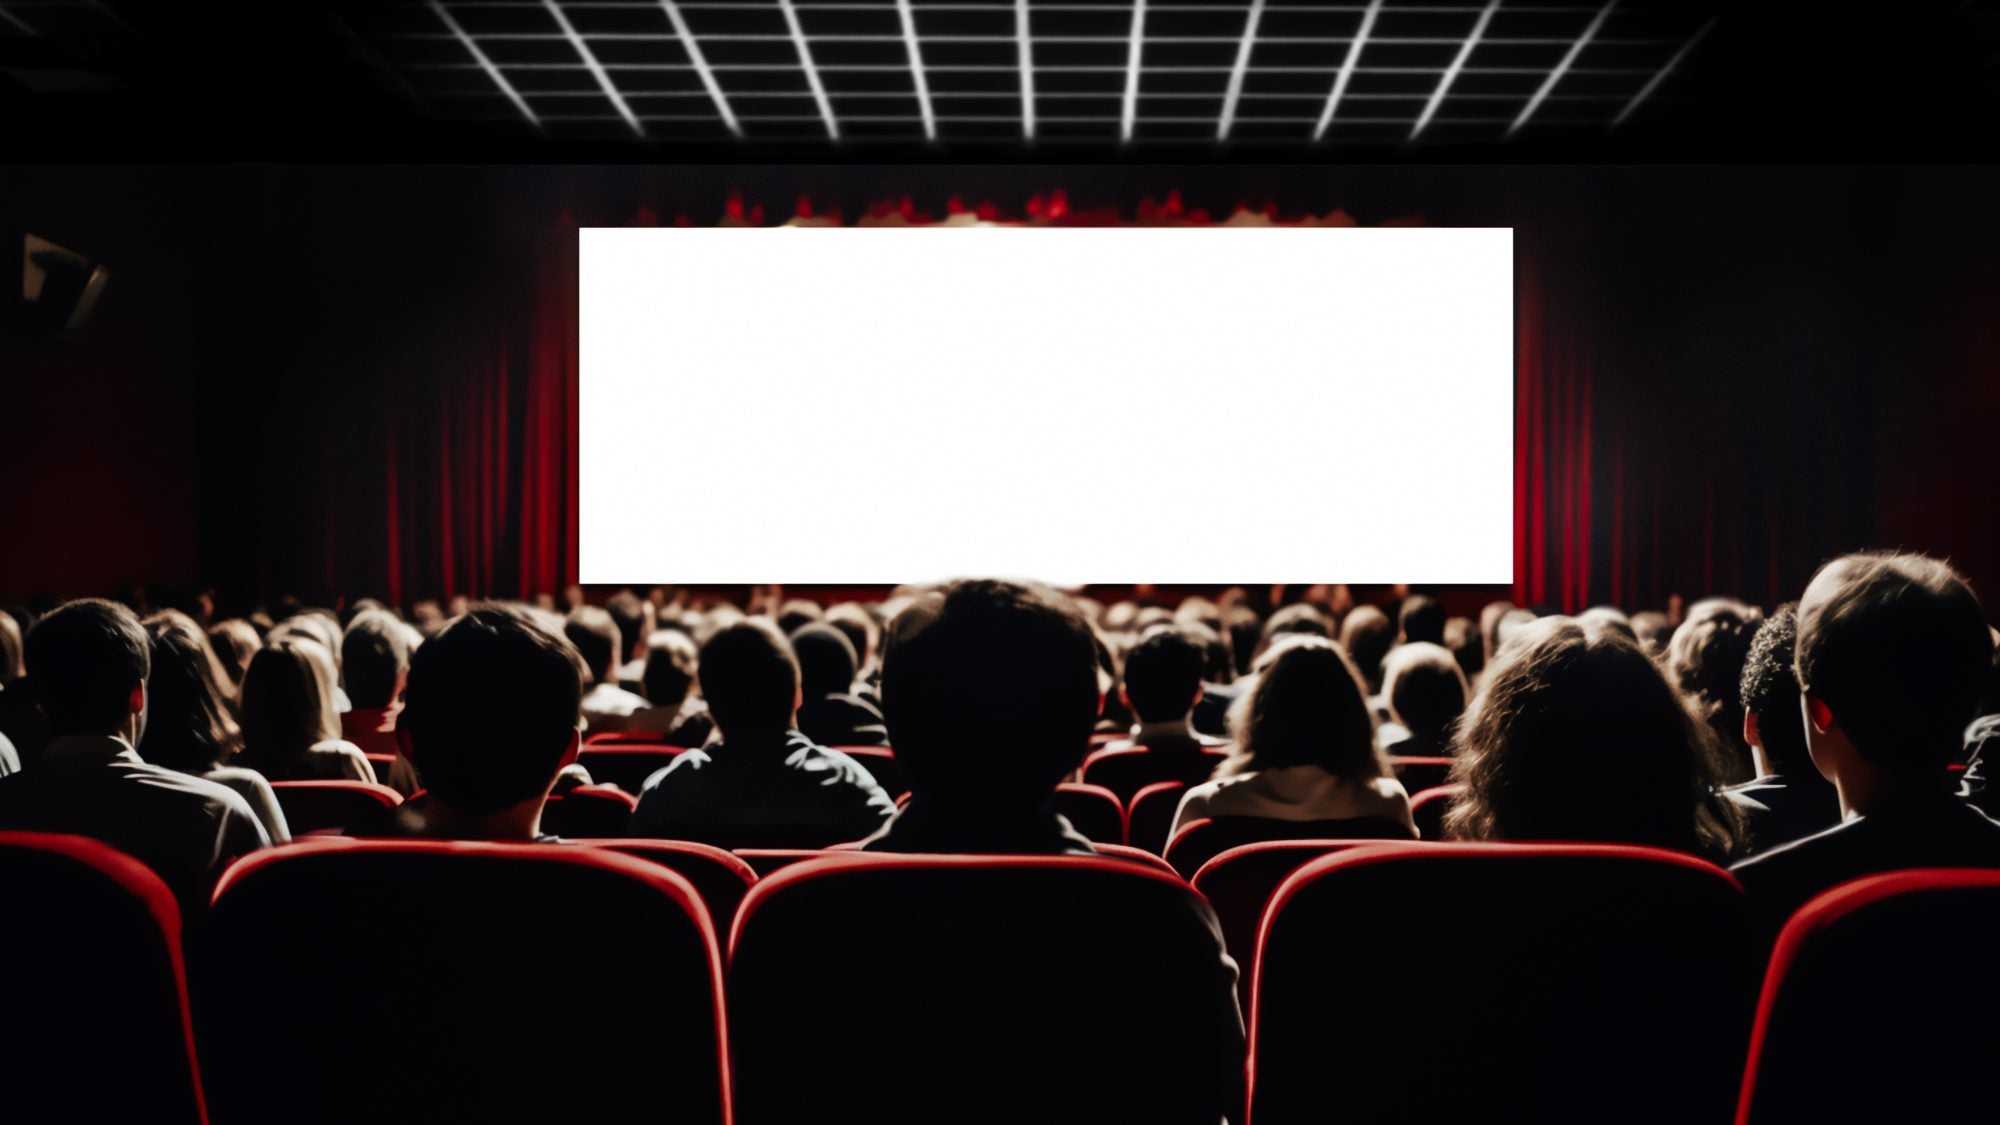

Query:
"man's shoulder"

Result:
[[1731, 816, 1860, 880]]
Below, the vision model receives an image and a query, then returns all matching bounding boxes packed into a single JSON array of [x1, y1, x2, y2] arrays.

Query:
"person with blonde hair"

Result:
[[237, 638, 376, 782]]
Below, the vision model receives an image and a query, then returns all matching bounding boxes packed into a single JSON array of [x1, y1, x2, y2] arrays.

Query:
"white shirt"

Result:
[[580, 682, 655, 733], [1173, 766, 1416, 837]]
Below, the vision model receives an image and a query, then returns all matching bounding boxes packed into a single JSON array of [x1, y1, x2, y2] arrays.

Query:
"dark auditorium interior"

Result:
[[5, 3, 2000, 1124]]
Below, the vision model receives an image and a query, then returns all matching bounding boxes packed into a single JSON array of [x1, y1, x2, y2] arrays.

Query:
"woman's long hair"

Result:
[[1443, 615, 1746, 861], [1217, 635, 1387, 784], [237, 638, 341, 776], [138, 611, 243, 774]]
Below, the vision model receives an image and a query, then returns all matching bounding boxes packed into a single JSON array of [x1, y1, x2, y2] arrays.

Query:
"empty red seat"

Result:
[[1408, 782, 1464, 841], [589, 839, 758, 939], [202, 839, 726, 1124], [1190, 839, 1406, 1003], [268, 779, 401, 834], [1388, 754, 1454, 794], [538, 783, 636, 838], [1126, 781, 1188, 853], [1053, 781, 1125, 845], [0, 832, 206, 1124], [574, 744, 683, 795], [1736, 869, 2000, 1125], [829, 745, 907, 798], [728, 854, 1242, 1124], [1165, 814, 1414, 878], [1078, 745, 1228, 802], [1249, 843, 1754, 1125]]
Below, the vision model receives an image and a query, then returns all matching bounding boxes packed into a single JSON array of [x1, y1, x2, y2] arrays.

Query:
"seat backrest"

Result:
[[828, 745, 906, 799], [574, 744, 683, 795], [733, 848, 832, 877], [538, 783, 637, 839], [1250, 842, 1754, 1125], [583, 729, 673, 745], [202, 839, 727, 1125], [1052, 782, 1126, 845], [1166, 814, 1415, 878], [1079, 746, 1228, 802], [1408, 782, 1464, 841], [1736, 869, 2000, 1125], [1387, 754, 1454, 794], [1190, 840, 1398, 1002], [729, 854, 1241, 1125], [268, 780, 402, 834], [1126, 781, 1188, 854], [0, 832, 207, 1125], [591, 839, 758, 938], [1092, 842, 1179, 877]]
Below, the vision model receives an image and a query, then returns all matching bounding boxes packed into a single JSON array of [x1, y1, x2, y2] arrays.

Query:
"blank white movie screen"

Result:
[[580, 226, 1513, 585]]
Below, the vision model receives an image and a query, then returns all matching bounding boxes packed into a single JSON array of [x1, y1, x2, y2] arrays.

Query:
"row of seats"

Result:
[[5, 831, 1995, 1124]]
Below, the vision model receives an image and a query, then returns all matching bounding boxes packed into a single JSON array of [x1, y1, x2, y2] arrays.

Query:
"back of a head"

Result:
[[1338, 605, 1394, 692], [238, 640, 338, 772], [1630, 611, 1674, 660], [1796, 552, 1993, 770], [1398, 595, 1446, 646], [1478, 600, 1517, 661], [341, 610, 410, 710], [1261, 603, 1330, 648], [789, 622, 857, 699], [699, 619, 801, 738], [139, 613, 239, 774], [1667, 598, 1763, 753], [640, 629, 699, 707], [1446, 616, 1741, 857], [1383, 641, 1471, 741], [26, 599, 149, 738], [822, 602, 879, 669], [207, 619, 261, 687], [602, 591, 646, 667], [1121, 627, 1206, 724], [881, 578, 1100, 808], [563, 605, 621, 685], [775, 598, 823, 638], [268, 612, 343, 670], [0, 609, 24, 683], [400, 606, 587, 815], [1225, 636, 1382, 781], [1443, 615, 1484, 681], [1739, 604, 1812, 777]]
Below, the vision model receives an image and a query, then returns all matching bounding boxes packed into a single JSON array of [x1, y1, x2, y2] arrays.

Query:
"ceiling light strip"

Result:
[[1314, 0, 1385, 140], [428, 1, 541, 129], [1510, 0, 1617, 136]]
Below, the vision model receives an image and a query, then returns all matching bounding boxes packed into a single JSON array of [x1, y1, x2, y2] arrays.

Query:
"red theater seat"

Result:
[[1078, 745, 1229, 802], [1190, 840, 1407, 1002], [363, 751, 398, 776], [539, 783, 637, 838], [1248, 843, 1754, 1125], [1408, 782, 1464, 841], [0, 832, 207, 1125], [574, 744, 683, 795], [728, 854, 1242, 1124], [733, 848, 831, 877], [1126, 781, 1188, 854], [1735, 869, 2000, 1125], [1388, 754, 1454, 794], [829, 745, 907, 798], [1092, 842, 1178, 877], [1052, 782, 1125, 845], [1165, 814, 1415, 878], [583, 729, 673, 744], [590, 839, 758, 939], [201, 840, 726, 1125], [269, 780, 401, 834]]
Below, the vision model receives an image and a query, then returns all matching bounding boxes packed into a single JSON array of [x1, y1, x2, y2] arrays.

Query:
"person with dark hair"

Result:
[[139, 612, 290, 842], [0, 608, 39, 769], [1443, 615, 1484, 684], [0, 599, 268, 908], [774, 597, 823, 638], [1957, 626, 2000, 816], [1731, 553, 2000, 942], [207, 618, 261, 688], [1722, 605, 1839, 850], [566, 604, 650, 733], [632, 619, 892, 843], [1173, 636, 1415, 836], [238, 639, 376, 782], [789, 622, 890, 748], [1182, 620, 1243, 739], [1095, 627, 1229, 789], [1477, 600, 1516, 666], [1666, 597, 1765, 783], [624, 629, 714, 747], [1444, 615, 1744, 861], [1339, 604, 1395, 697], [1397, 594, 1446, 647], [1378, 641, 1470, 757], [602, 590, 648, 680], [340, 609, 416, 793], [1225, 603, 1262, 678], [823, 602, 883, 687], [385, 605, 589, 840], [1629, 610, 1674, 660]]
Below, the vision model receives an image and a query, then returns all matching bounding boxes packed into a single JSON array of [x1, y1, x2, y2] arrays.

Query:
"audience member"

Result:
[[633, 619, 892, 843], [1630, 610, 1673, 660], [1443, 614, 1484, 684], [1397, 594, 1446, 646], [237, 639, 377, 782], [1667, 597, 1765, 783], [207, 618, 261, 688], [1723, 605, 1840, 850], [0, 607, 44, 764], [1174, 636, 1415, 836], [0, 599, 268, 908], [1097, 627, 1229, 786], [340, 609, 416, 793], [823, 601, 883, 686], [1958, 627, 2000, 815], [789, 622, 889, 748], [1444, 615, 1744, 860], [624, 629, 714, 746], [1379, 641, 1470, 757], [566, 604, 651, 732], [1731, 553, 2000, 942], [138, 612, 290, 842], [384, 605, 588, 840]]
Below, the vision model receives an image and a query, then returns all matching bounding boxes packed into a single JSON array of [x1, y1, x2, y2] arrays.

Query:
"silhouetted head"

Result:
[[603, 591, 647, 667], [207, 619, 261, 688], [139, 611, 240, 774], [823, 603, 880, 671], [640, 629, 699, 708], [563, 605, 622, 685], [1667, 597, 1764, 775], [1121, 626, 1206, 724], [775, 598, 823, 637], [1630, 611, 1673, 659], [238, 639, 342, 774], [790, 622, 858, 699], [1383, 641, 1470, 743], [1220, 636, 1384, 782], [0, 609, 24, 684], [881, 579, 1100, 810], [400, 606, 586, 817], [1443, 615, 1483, 681], [1478, 600, 1516, 663], [26, 598, 149, 739], [341, 610, 410, 710], [1398, 595, 1446, 646], [700, 619, 801, 740], [1338, 605, 1394, 694], [1739, 604, 1811, 777]]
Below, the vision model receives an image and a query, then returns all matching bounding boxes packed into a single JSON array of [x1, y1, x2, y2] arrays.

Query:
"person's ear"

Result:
[[1806, 695, 1836, 736], [1192, 684, 1204, 707], [1742, 709, 1761, 750], [793, 683, 804, 711], [128, 681, 146, 716], [557, 728, 581, 771], [393, 666, 408, 700]]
